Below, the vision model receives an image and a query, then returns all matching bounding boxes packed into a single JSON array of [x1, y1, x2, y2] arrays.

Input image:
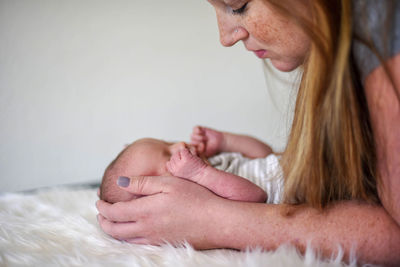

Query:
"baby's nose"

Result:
[[175, 142, 187, 150], [170, 142, 188, 153]]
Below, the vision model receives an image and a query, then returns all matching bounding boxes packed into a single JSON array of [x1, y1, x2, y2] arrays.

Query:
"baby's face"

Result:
[[126, 138, 195, 176]]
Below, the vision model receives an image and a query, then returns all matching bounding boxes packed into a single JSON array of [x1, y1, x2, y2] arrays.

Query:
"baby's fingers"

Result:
[[195, 142, 205, 155], [191, 134, 206, 144], [192, 126, 204, 135]]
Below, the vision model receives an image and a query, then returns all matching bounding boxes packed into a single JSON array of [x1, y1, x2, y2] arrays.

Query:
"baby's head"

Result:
[[100, 138, 193, 203]]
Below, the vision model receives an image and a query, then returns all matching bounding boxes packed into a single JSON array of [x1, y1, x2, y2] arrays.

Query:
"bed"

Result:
[[0, 184, 356, 267]]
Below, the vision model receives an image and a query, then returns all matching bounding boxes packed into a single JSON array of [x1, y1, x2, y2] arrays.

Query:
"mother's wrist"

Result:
[[202, 198, 248, 250]]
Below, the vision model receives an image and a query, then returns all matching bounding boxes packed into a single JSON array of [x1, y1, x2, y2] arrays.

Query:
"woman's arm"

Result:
[[363, 53, 400, 225], [96, 176, 400, 266], [217, 200, 400, 266]]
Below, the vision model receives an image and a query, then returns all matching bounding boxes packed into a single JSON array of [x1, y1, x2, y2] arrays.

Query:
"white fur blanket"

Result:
[[0, 187, 357, 267]]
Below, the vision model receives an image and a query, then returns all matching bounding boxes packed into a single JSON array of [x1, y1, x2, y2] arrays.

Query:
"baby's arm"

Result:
[[166, 148, 267, 202], [191, 126, 272, 159]]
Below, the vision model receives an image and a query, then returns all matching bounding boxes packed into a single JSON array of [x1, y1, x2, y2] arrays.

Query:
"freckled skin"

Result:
[[209, 0, 311, 72], [97, 2, 400, 264]]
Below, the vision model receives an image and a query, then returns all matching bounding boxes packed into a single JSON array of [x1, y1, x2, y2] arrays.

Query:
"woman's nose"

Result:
[[217, 15, 248, 47]]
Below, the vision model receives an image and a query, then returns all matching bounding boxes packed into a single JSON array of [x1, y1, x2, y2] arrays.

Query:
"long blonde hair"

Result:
[[268, 0, 381, 208]]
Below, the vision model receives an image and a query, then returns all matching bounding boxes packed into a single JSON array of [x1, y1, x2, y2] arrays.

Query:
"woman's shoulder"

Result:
[[352, 0, 400, 81]]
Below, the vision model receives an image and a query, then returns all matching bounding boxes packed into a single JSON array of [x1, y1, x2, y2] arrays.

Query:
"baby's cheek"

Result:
[[105, 190, 137, 204], [122, 193, 139, 201]]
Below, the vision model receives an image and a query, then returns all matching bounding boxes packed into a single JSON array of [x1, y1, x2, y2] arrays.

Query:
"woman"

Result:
[[96, 0, 400, 265]]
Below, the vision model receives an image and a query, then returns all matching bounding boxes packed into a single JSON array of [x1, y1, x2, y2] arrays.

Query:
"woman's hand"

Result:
[[96, 176, 400, 265], [191, 126, 225, 157], [96, 176, 227, 249]]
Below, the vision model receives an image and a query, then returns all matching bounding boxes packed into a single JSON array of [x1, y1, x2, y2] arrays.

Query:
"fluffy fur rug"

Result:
[[0, 187, 359, 267]]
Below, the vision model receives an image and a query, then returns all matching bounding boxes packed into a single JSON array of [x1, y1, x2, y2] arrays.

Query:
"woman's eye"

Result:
[[232, 3, 248, 15]]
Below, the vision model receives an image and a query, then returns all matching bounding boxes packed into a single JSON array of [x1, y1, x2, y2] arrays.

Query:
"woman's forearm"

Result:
[[212, 200, 400, 266]]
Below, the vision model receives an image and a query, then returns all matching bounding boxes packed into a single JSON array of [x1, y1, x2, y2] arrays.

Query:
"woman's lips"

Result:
[[254, 49, 267, 58]]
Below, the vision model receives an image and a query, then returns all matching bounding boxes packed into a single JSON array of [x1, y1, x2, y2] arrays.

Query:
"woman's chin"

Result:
[[270, 59, 300, 72]]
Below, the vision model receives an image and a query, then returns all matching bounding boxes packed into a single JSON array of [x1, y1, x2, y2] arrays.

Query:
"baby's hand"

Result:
[[166, 148, 207, 182], [191, 126, 225, 157]]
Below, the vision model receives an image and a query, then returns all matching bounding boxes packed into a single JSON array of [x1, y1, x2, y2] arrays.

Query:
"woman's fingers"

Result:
[[97, 176, 174, 221], [97, 214, 141, 241], [117, 176, 168, 196], [96, 200, 138, 222]]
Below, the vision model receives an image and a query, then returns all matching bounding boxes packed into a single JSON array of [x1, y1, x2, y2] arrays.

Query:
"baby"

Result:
[[100, 126, 283, 204], [100, 138, 189, 203]]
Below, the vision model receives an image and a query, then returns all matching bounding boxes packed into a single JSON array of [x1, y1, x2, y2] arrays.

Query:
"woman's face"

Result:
[[207, 0, 311, 72]]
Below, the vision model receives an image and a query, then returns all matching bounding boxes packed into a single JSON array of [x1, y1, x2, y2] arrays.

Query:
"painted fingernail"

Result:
[[117, 176, 130, 187]]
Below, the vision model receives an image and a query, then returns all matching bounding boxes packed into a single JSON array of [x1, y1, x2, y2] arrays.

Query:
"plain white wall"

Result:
[[0, 0, 298, 192]]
